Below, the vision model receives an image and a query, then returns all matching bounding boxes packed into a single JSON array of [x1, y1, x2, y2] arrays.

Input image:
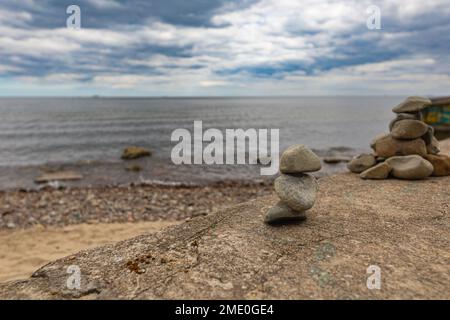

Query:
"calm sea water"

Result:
[[0, 96, 401, 166], [0, 97, 402, 188]]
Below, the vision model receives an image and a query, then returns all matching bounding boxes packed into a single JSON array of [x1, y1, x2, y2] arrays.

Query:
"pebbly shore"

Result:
[[0, 181, 273, 230]]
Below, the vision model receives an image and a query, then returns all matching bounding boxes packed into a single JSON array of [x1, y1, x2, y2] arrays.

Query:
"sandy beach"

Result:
[[0, 221, 178, 283], [0, 181, 272, 283]]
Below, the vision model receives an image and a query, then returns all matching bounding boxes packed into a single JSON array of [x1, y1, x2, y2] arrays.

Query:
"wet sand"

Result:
[[0, 221, 179, 283]]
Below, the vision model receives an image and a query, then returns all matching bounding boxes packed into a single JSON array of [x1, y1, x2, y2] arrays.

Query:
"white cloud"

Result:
[[0, 0, 449, 95]]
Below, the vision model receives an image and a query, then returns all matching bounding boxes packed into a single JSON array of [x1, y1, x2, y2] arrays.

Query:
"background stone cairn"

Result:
[[348, 96, 450, 180], [265, 145, 321, 224]]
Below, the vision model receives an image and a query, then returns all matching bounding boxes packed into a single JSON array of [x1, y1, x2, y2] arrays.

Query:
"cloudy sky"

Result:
[[1, 0, 449, 96]]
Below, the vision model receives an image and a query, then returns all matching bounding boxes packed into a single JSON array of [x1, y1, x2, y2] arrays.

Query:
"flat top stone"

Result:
[[392, 96, 431, 113], [279, 144, 321, 173]]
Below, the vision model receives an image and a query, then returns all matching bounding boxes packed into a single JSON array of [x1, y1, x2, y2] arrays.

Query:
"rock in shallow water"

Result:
[[386, 155, 433, 180], [279, 144, 321, 173], [264, 201, 306, 224], [391, 120, 428, 140], [274, 173, 317, 211], [121, 146, 152, 160], [373, 135, 427, 158], [392, 96, 431, 113], [423, 154, 450, 177], [359, 162, 392, 180], [34, 171, 82, 183], [347, 154, 376, 173]]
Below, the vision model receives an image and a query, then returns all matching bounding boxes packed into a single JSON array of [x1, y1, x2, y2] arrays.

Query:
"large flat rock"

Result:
[[1, 171, 449, 299]]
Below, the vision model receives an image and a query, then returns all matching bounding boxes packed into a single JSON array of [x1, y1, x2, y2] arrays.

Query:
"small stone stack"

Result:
[[265, 145, 321, 224], [347, 96, 450, 180]]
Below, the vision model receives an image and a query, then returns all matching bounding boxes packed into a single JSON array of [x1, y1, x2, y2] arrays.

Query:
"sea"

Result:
[[0, 96, 402, 189]]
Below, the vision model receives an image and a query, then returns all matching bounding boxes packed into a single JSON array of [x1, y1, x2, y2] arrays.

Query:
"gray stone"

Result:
[[392, 96, 432, 113], [359, 162, 392, 180], [347, 154, 376, 173], [373, 135, 427, 158], [389, 113, 422, 131], [421, 126, 434, 145], [264, 201, 306, 224], [391, 119, 429, 140], [274, 173, 317, 211], [279, 145, 321, 173], [370, 133, 389, 150], [386, 155, 433, 180], [426, 136, 440, 155]]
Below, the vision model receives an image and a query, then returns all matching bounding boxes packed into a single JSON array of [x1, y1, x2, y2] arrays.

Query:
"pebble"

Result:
[[264, 201, 306, 224], [347, 154, 376, 173], [274, 173, 317, 211], [373, 135, 427, 158], [279, 144, 321, 173], [386, 155, 433, 180], [359, 162, 392, 180], [391, 119, 428, 140], [423, 154, 450, 177]]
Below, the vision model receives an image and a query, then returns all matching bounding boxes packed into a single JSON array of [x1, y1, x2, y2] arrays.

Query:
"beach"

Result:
[[0, 97, 447, 288], [0, 181, 273, 282], [1, 153, 448, 299]]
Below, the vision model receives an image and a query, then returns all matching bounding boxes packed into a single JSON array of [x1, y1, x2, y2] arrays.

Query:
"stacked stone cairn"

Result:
[[265, 145, 321, 224], [348, 96, 450, 180]]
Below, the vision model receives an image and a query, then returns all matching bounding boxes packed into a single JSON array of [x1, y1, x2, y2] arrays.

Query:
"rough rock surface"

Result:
[[1, 171, 449, 299], [279, 145, 321, 173]]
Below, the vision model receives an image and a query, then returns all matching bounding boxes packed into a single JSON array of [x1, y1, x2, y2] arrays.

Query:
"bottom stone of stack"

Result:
[[264, 201, 307, 224]]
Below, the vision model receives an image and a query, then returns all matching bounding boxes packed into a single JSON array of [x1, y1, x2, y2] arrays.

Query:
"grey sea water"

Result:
[[0, 96, 402, 189]]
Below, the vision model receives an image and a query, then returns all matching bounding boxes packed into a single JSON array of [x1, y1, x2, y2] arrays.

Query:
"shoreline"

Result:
[[0, 180, 274, 231], [0, 151, 352, 192]]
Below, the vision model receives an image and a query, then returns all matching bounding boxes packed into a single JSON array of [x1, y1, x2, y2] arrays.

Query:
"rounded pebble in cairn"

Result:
[[264, 201, 306, 224], [423, 154, 450, 177], [279, 144, 321, 173], [389, 113, 422, 131], [360, 162, 392, 180], [347, 154, 376, 173], [274, 173, 317, 212], [386, 155, 433, 180], [373, 135, 427, 158], [391, 119, 428, 140]]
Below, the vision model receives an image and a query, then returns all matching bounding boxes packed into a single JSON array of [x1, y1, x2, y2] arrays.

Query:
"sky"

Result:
[[0, 0, 449, 96]]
